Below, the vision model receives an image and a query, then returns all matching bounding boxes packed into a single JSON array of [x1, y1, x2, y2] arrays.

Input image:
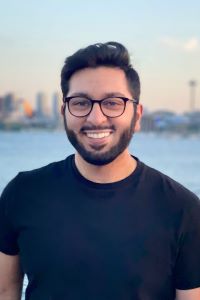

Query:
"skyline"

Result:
[[1, 0, 200, 113], [1, 90, 200, 135]]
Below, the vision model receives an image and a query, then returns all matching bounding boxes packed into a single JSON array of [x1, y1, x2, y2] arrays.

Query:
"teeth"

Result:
[[86, 132, 110, 139]]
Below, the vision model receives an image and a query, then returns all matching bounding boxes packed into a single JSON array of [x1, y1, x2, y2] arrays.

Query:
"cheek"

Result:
[[65, 112, 84, 132], [121, 107, 135, 128]]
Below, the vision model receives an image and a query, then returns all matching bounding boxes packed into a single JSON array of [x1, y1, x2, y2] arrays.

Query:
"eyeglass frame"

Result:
[[63, 96, 139, 118]]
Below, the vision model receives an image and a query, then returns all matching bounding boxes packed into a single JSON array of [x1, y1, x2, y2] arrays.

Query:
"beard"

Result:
[[63, 113, 136, 166]]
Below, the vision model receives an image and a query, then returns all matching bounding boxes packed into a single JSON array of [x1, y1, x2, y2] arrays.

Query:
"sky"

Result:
[[0, 0, 200, 113]]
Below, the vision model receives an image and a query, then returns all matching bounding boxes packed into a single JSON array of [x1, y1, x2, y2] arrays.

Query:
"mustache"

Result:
[[80, 125, 115, 132]]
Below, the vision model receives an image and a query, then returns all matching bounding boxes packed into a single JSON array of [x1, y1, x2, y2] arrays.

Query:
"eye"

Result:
[[102, 98, 124, 109], [70, 98, 90, 107]]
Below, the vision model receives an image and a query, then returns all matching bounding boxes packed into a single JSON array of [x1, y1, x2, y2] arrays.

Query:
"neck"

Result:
[[74, 150, 137, 183]]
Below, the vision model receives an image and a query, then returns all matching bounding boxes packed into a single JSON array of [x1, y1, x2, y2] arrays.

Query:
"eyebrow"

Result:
[[67, 92, 128, 98]]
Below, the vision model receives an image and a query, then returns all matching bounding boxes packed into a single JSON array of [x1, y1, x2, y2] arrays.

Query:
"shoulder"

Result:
[[139, 161, 200, 243], [0, 156, 73, 203], [17, 154, 76, 184], [140, 161, 200, 210], [17, 158, 67, 182]]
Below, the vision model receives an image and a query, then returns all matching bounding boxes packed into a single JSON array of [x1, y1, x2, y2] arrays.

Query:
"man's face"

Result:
[[62, 66, 142, 165]]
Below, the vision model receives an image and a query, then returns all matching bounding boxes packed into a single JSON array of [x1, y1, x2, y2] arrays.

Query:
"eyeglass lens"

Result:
[[68, 97, 126, 117]]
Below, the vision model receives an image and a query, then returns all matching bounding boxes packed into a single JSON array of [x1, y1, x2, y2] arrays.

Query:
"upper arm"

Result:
[[0, 176, 24, 299], [174, 196, 200, 291], [0, 251, 24, 296], [176, 288, 200, 300]]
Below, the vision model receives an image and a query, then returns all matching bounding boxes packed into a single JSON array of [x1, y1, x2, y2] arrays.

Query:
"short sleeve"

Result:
[[174, 196, 200, 289], [0, 175, 20, 255]]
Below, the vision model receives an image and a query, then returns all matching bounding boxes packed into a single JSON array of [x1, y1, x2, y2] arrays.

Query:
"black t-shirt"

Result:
[[0, 155, 200, 300]]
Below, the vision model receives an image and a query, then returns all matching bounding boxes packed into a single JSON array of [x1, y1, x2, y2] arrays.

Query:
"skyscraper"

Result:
[[1, 93, 16, 118], [52, 92, 62, 126], [36, 92, 49, 119]]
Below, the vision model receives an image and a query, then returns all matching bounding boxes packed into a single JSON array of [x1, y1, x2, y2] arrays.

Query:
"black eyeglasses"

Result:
[[63, 96, 138, 118]]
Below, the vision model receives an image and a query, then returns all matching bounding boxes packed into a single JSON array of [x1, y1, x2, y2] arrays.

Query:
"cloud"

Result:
[[184, 38, 199, 51], [160, 37, 200, 52]]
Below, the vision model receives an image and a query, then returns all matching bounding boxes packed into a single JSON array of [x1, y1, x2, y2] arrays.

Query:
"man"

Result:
[[0, 42, 200, 300]]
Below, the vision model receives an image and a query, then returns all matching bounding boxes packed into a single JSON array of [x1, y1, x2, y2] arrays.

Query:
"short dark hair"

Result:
[[61, 41, 140, 101]]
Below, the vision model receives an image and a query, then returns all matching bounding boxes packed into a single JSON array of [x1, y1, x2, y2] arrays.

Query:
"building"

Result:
[[36, 92, 49, 119], [1, 93, 16, 118], [52, 92, 63, 127]]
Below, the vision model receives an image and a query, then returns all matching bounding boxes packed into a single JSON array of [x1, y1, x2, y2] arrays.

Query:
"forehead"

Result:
[[68, 66, 132, 98]]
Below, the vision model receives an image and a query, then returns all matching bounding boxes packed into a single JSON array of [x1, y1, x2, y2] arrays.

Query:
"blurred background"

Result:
[[1, 0, 200, 195], [0, 2, 200, 298]]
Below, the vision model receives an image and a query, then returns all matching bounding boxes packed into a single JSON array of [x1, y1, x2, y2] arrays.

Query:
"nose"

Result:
[[86, 102, 108, 124]]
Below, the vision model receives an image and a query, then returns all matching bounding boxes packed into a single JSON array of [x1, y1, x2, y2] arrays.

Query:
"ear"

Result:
[[134, 104, 143, 132], [61, 104, 65, 116]]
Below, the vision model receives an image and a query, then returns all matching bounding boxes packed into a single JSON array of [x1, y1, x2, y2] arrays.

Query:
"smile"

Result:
[[85, 132, 111, 139]]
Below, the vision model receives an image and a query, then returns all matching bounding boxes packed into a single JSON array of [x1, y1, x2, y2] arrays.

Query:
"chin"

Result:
[[80, 152, 119, 166]]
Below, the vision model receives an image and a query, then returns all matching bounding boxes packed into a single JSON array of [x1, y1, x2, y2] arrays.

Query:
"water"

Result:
[[0, 130, 200, 299], [1, 130, 200, 195]]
